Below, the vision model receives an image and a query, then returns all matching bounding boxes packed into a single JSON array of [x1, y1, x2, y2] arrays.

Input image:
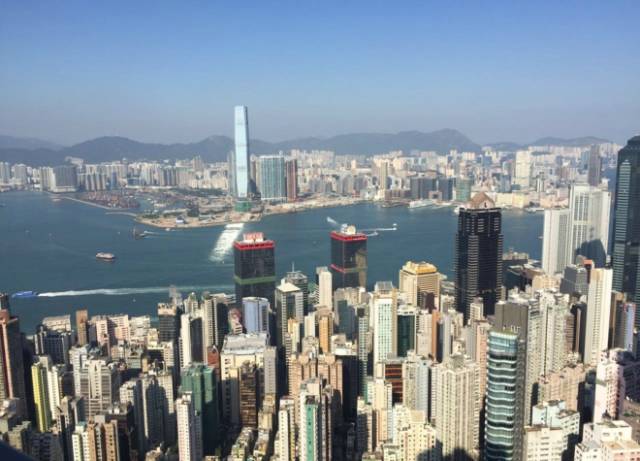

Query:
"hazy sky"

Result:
[[1, 1, 639, 146]]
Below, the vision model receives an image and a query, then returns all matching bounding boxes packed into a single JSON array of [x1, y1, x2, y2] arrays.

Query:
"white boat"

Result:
[[96, 252, 116, 261]]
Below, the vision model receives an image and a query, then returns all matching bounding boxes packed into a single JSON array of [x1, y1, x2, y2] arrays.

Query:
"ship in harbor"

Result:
[[96, 252, 116, 261], [12, 290, 38, 299]]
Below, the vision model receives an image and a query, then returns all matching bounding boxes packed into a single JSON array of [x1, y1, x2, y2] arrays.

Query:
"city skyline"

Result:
[[1, 3, 639, 145]]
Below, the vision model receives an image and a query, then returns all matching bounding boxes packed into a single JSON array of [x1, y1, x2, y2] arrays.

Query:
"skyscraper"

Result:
[[75, 309, 89, 346], [542, 208, 571, 275], [234, 232, 276, 308], [275, 281, 304, 349], [485, 330, 525, 461], [432, 353, 480, 460], [176, 392, 203, 461], [0, 307, 27, 417], [330, 225, 367, 290], [232, 105, 250, 200], [371, 282, 397, 364], [398, 260, 441, 309], [242, 297, 270, 335], [587, 145, 602, 187], [316, 266, 333, 309], [396, 305, 416, 357], [612, 136, 640, 314], [285, 158, 298, 202], [31, 358, 53, 432], [584, 268, 613, 365], [455, 192, 503, 321], [567, 183, 610, 267], [179, 364, 219, 454], [258, 155, 286, 202]]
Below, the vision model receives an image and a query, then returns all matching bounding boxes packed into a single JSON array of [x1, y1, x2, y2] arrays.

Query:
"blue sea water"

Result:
[[0, 191, 543, 331]]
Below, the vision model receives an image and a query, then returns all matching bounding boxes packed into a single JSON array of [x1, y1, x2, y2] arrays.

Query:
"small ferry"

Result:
[[12, 291, 38, 299], [96, 252, 116, 261]]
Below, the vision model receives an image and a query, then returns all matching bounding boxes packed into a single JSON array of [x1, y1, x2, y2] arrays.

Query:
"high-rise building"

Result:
[[234, 232, 276, 307], [284, 269, 310, 314], [277, 396, 296, 461], [299, 379, 333, 461], [401, 351, 433, 417], [567, 184, 610, 267], [390, 404, 437, 461], [587, 145, 602, 187], [542, 208, 571, 275], [584, 268, 613, 365], [75, 309, 89, 346], [398, 261, 441, 309], [259, 155, 286, 202], [85, 358, 120, 418], [232, 105, 250, 200], [485, 330, 526, 461], [179, 313, 203, 368], [275, 282, 303, 349], [432, 353, 480, 460], [238, 361, 259, 428], [201, 293, 228, 350], [139, 373, 166, 450], [330, 225, 367, 290], [514, 150, 531, 189], [316, 266, 333, 309], [396, 306, 416, 357], [455, 193, 503, 321], [0, 307, 27, 417], [612, 136, 640, 316], [176, 392, 203, 461], [356, 306, 370, 396], [285, 158, 298, 202], [220, 332, 277, 426], [180, 364, 219, 453], [371, 282, 397, 365], [242, 297, 270, 335], [31, 357, 53, 432]]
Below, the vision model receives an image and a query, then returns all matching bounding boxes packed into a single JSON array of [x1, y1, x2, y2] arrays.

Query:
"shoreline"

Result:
[[135, 198, 366, 229], [50, 193, 136, 212]]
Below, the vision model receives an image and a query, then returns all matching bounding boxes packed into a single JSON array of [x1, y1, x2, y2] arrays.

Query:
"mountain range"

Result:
[[0, 131, 610, 166]]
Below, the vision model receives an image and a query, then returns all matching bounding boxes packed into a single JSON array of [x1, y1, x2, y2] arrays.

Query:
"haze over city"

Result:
[[1, 1, 639, 145], [2, 3, 640, 461]]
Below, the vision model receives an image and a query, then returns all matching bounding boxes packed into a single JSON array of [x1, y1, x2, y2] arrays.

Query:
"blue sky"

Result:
[[1, 1, 638, 145]]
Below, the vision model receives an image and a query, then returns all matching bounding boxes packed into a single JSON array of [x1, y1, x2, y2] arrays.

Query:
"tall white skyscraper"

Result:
[[432, 353, 480, 460], [176, 392, 202, 461], [567, 184, 611, 268], [233, 105, 250, 199], [371, 282, 397, 365], [542, 208, 571, 275], [584, 268, 613, 365], [317, 267, 333, 308], [514, 150, 532, 189]]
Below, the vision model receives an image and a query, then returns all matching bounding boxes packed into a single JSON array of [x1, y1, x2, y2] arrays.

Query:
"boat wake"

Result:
[[326, 216, 340, 227], [38, 285, 232, 298], [209, 223, 244, 262]]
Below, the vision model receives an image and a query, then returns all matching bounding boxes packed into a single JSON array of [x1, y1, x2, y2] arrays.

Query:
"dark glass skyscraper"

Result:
[[234, 232, 276, 306], [455, 193, 503, 321], [330, 225, 367, 289], [612, 136, 640, 319]]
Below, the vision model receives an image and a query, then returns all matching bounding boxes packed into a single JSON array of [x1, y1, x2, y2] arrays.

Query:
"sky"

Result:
[[1, 1, 639, 146]]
